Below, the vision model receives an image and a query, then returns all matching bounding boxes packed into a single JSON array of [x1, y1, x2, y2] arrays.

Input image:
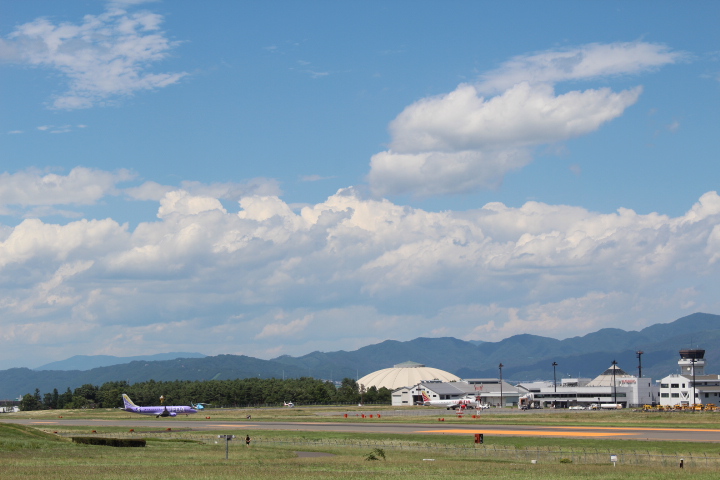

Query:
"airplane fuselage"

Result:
[[124, 405, 197, 417], [122, 394, 197, 417]]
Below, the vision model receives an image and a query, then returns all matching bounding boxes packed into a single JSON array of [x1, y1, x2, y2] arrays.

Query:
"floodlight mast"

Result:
[[691, 357, 697, 410], [611, 360, 618, 405], [499, 363, 504, 408]]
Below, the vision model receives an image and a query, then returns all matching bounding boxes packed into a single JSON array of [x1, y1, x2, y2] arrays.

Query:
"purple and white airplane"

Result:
[[122, 394, 198, 418]]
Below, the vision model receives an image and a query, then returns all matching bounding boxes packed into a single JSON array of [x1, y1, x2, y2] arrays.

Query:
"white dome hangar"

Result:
[[357, 361, 460, 390]]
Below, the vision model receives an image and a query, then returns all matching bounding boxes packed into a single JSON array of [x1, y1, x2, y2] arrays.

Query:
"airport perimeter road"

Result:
[[4, 418, 720, 442]]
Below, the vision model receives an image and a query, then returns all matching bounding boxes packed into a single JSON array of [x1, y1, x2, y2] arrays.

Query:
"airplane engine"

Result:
[[168, 412, 177, 417]]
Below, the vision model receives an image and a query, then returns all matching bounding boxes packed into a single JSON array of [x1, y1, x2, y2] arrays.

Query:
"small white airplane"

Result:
[[420, 391, 482, 410], [283, 401, 295, 408]]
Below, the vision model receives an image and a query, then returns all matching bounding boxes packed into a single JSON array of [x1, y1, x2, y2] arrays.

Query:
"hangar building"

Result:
[[357, 361, 460, 391]]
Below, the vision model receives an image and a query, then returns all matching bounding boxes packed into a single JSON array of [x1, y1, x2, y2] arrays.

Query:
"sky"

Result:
[[1, 1, 719, 370]]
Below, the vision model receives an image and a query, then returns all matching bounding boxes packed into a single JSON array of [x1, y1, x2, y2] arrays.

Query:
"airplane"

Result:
[[122, 394, 198, 418], [420, 391, 483, 410], [191, 402, 211, 410], [283, 401, 294, 407]]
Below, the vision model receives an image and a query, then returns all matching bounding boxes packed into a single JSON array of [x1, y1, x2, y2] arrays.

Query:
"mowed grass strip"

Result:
[[33, 424, 720, 455], [4, 423, 720, 479]]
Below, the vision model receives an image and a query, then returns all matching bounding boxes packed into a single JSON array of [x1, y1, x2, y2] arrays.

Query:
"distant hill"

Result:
[[1, 312, 719, 400], [271, 312, 720, 381], [34, 352, 207, 371]]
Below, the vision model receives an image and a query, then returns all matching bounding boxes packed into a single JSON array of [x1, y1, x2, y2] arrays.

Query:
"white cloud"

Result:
[[256, 314, 313, 339], [157, 190, 227, 218], [1, 183, 720, 368], [35, 124, 86, 134], [4, 5, 186, 109], [477, 41, 684, 94], [125, 178, 282, 202], [0, 167, 135, 208], [367, 42, 679, 197]]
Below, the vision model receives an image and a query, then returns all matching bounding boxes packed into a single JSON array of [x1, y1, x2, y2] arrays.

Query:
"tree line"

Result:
[[19, 377, 391, 411]]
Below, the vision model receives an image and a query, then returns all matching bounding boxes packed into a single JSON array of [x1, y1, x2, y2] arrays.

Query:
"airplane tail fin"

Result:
[[421, 391, 431, 403], [122, 394, 137, 409]]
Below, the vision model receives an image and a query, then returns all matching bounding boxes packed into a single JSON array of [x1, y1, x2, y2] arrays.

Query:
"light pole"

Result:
[[499, 363, 504, 408], [552, 362, 558, 393], [636, 351, 644, 378], [611, 360, 618, 405], [691, 358, 697, 408]]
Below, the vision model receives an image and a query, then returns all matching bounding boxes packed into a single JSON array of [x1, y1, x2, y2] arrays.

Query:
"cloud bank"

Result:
[[1, 170, 719, 367]]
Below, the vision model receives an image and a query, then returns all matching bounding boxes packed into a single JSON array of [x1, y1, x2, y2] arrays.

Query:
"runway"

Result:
[[4, 418, 720, 442]]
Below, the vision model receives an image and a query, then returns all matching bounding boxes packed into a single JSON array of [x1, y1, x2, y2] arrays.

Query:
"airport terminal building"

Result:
[[517, 363, 657, 409], [387, 362, 658, 409]]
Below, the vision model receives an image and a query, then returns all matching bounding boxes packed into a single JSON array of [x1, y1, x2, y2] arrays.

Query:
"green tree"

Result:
[[58, 387, 73, 409], [42, 392, 56, 409], [337, 378, 360, 404], [20, 393, 40, 411]]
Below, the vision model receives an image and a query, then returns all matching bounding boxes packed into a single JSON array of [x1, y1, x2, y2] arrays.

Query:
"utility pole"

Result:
[[498, 363, 504, 408], [691, 357, 697, 409], [636, 351, 644, 378], [611, 360, 618, 405], [552, 362, 558, 393]]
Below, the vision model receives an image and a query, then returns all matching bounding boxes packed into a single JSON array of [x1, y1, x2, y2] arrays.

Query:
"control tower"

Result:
[[678, 349, 705, 376]]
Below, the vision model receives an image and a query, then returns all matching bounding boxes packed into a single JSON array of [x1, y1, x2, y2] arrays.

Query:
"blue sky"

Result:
[[0, 1, 719, 370]]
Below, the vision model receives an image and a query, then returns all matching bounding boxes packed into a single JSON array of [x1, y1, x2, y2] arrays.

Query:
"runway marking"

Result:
[[209, 424, 256, 428], [546, 425, 720, 433], [417, 429, 633, 437], [30, 422, 58, 424]]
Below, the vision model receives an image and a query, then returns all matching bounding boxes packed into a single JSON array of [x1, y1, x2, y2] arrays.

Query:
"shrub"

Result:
[[71, 437, 146, 447]]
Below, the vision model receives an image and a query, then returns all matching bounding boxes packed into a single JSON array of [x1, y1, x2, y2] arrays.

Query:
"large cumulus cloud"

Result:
[[1, 183, 719, 367], [368, 42, 682, 197]]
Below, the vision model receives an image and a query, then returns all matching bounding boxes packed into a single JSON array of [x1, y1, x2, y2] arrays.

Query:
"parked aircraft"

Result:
[[122, 394, 198, 418], [283, 401, 295, 407], [420, 391, 482, 410]]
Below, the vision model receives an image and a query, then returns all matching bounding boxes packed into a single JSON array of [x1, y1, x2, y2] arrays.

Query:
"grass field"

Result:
[[3, 407, 720, 479]]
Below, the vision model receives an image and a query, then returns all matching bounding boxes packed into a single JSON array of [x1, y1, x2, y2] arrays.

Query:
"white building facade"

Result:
[[659, 349, 720, 406]]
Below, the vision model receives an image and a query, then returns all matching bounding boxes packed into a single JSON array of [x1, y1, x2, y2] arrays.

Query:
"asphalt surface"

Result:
[[4, 417, 720, 443]]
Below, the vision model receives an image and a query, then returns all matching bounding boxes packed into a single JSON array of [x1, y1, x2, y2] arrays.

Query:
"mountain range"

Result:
[[1, 312, 717, 400], [33, 352, 206, 371]]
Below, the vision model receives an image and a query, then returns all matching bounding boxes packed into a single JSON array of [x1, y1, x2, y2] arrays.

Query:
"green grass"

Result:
[[4, 407, 720, 479], [34, 424, 720, 456]]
